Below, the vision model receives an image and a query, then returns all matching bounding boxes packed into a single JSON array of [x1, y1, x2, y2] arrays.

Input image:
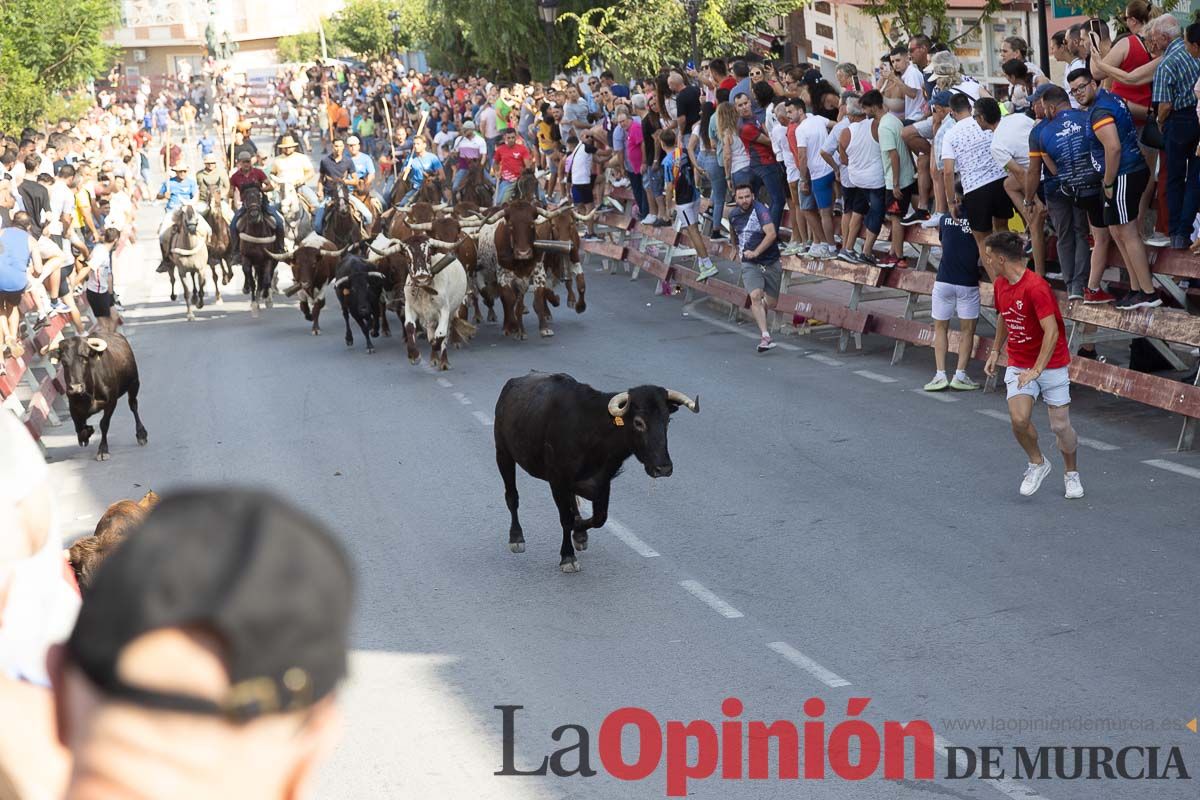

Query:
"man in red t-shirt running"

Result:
[[983, 232, 1083, 499]]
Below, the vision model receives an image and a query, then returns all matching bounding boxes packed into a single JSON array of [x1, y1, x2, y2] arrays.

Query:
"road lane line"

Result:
[[1143, 459, 1200, 480], [471, 411, 493, 426], [976, 408, 1011, 422], [853, 369, 898, 384], [452, 392, 472, 405], [807, 353, 845, 366], [913, 389, 958, 403], [436, 378, 453, 388], [679, 580, 744, 618], [934, 736, 1050, 799], [604, 520, 660, 558], [767, 641, 851, 688]]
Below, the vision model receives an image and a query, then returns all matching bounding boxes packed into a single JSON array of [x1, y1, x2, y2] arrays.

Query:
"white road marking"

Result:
[[934, 735, 1050, 799], [807, 353, 844, 366], [679, 580, 744, 619], [977, 410, 1120, 451], [471, 411, 493, 426], [766, 641, 851, 688], [914, 389, 958, 403], [436, 377, 453, 388], [451, 392, 472, 405], [604, 519, 660, 558], [1143, 459, 1200, 480], [853, 369, 898, 384]]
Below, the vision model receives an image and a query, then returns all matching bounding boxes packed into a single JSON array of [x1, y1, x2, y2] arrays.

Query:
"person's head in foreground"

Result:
[[51, 488, 355, 800]]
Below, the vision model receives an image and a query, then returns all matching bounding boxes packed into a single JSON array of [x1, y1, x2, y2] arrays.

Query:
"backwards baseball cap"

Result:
[[930, 90, 954, 108], [65, 488, 354, 722], [461, 120, 476, 130], [1029, 83, 1055, 104]]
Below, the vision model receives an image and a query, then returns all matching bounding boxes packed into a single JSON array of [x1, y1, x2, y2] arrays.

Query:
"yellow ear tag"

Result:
[[613, 417, 624, 427], [342, 288, 350, 296]]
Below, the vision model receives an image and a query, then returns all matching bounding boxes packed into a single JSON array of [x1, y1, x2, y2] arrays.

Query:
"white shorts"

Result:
[[1004, 365, 1071, 406], [674, 200, 700, 229], [931, 281, 980, 321], [914, 118, 935, 140]]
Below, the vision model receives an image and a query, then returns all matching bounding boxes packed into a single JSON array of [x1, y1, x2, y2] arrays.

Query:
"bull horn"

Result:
[[666, 390, 700, 413], [608, 391, 630, 418], [535, 208, 551, 220], [482, 209, 505, 224], [284, 283, 305, 297], [432, 203, 449, 211], [324, 245, 350, 257], [85, 337, 108, 353], [333, 276, 349, 288], [239, 232, 277, 244], [573, 208, 599, 222], [409, 222, 433, 231], [427, 235, 465, 250], [533, 240, 574, 254], [367, 271, 387, 281], [266, 248, 298, 261], [430, 253, 459, 275], [368, 239, 397, 255]]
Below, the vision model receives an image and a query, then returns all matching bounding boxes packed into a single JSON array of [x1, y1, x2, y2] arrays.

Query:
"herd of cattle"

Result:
[[275, 195, 595, 369]]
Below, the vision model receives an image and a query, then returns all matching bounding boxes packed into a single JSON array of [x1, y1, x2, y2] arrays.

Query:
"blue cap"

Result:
[[1029, 83, 1055, 104], [930, 90, 953, 108]]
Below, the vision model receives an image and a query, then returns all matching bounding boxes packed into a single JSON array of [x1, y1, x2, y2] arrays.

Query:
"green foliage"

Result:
[[0, 48, 47, 134], [560, 0, 805, 79], [277, 31, 326, 63], [0, 0, 119, 91], [40, 91, 96, 125], [862, 0, 1002, 46], [330, 0, 429, 59]]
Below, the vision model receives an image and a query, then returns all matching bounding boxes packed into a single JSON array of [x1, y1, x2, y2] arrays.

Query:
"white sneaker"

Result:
[[1019, 459, 1052, 497], [920, 212, 944, 229], [641, 214, 658, 225], [1144, 232, 1171, 248], [1064, 471, 1084, 499]]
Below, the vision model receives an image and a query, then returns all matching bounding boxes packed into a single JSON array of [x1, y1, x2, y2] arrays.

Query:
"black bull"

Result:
[[493, 372, 699, 573], [50, 331, 148, 461]]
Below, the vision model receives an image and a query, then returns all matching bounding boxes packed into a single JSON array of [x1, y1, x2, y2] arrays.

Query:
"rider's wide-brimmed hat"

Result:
[[278, 135, 300, 149]]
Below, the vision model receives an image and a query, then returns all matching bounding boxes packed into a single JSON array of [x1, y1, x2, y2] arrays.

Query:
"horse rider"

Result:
[[156, 162, 210, 273], [196, 153, 231, 222], [450, 120, 493, 197], [228, 153, 286, 262], [268, 134, 318, 211], [314, 136, 372, 235], [346, 135, 379, 224], [397, 134, 447, 206]]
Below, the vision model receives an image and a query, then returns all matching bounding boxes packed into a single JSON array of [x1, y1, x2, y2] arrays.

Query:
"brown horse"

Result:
[[202, 193, 232, 303], [236, 185, 279, 318]]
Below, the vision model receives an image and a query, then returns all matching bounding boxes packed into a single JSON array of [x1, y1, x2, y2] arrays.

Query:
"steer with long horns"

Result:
[[400, 235, 477, 370], [269, 232, 349, 335], [493, 372, 700, 573], [535, 202, 595, 320], [472, 200, 562, 339]]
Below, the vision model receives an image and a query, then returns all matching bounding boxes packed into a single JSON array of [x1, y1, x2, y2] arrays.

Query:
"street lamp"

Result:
[[680, 0, 700, 73], [387, 9, 401, 58], [536, 0, 559, 80]]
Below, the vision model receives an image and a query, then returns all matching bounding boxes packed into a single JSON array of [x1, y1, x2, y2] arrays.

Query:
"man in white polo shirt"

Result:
[[940, 95, 1012, 274]]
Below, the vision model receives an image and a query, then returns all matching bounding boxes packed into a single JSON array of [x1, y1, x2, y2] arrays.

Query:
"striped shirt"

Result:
[[1151, 38, 1200, 110]]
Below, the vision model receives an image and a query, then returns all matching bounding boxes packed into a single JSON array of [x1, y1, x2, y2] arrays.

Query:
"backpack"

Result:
[[671, 145, 696, 204]]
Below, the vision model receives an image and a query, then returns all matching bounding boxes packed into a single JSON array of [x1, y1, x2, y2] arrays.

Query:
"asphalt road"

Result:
[[40, 157, 1200, 800]]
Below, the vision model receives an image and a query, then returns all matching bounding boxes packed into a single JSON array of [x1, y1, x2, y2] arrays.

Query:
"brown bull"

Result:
[[535, 204, 594, 316], [271, 235, 349, 334], [473, 199, 551, 340]]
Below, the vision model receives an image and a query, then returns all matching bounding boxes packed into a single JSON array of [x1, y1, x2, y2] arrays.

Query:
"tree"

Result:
[[560, 0, 804, 79], [0, 48, 46, 134], [861, 0, 1002, 47], [0, 0, 119, 92], [277, 31, 326, 63], [330, 0, 430, 59]]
